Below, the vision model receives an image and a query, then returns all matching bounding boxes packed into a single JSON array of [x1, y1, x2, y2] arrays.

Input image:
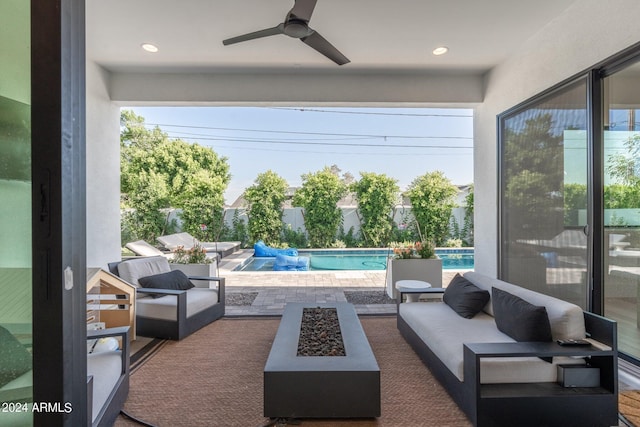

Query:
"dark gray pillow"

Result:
[[443, 274, 490, 318], [492, 287, 552, 342], [138, 270, 194, 298], [0, 326, 32, 388]]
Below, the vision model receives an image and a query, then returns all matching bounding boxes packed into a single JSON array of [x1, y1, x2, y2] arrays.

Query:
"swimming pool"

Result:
[[234, 248, 474, 271]]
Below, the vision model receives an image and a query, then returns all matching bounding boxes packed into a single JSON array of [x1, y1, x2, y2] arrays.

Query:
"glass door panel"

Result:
[[603, 62, 640, 360], [500, 79, 589, 308], [0, 0, 32, 423]]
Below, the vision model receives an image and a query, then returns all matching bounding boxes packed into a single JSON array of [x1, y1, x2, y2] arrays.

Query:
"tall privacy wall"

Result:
[[163, 205, 468, 240]]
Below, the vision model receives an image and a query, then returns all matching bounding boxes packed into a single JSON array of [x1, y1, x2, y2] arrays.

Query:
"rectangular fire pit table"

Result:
[[264, 302, 381, 419]]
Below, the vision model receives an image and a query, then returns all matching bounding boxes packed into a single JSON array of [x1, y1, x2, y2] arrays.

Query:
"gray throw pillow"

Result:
[[443, 273, 490, 318], [0, 326, 32, 388]]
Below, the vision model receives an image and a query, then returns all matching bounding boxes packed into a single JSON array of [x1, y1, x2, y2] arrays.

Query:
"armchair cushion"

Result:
[[0, 326, 32, 388], [138, 270, 194, 298], [87, 351, 122, 424], [137, 288, 220, 321]]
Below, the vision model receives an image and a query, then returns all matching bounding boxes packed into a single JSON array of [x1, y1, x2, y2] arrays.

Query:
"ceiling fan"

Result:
[[222, 0, 350, 66]]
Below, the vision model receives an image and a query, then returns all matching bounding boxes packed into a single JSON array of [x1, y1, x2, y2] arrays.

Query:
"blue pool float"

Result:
[[254, 240, 298, 257], [273, 254, 310, 271]]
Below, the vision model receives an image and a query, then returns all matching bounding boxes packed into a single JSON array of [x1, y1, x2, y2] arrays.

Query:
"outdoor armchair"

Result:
[[108, 256, 225, 340], [0, 325, 129, 427]]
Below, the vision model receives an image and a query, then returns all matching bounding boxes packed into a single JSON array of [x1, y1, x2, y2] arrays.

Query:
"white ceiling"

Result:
[[87, 0, 579, 75]]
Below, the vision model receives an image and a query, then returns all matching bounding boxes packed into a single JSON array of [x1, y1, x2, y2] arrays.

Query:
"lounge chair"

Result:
[[125, 240, 173, 258], [157, 232, 240, 258]]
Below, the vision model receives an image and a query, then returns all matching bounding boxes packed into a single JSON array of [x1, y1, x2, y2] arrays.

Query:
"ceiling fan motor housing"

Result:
[[284, 19, 311, 38]]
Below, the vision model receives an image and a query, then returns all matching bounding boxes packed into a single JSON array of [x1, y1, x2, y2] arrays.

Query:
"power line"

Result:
[[143, 122, 473, 141], [165, 130, 374, 142], [167, 134, 473, 149], [207, 142, 472, 157], [268, 107, 473, 118]]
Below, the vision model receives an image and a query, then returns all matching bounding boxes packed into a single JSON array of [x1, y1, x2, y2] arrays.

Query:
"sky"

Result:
[[127, 106, 474, 205]]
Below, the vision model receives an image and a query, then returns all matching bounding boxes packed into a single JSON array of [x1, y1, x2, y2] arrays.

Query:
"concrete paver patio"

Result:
[[219, 254, 460, 316]]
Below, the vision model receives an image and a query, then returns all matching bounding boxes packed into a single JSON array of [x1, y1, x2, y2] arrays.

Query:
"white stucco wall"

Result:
[[473, 0, 640, 278], [86, 62, 121, 268]]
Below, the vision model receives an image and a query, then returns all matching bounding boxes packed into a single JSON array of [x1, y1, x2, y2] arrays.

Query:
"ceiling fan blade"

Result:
[[222, 24, 284, 46], [301, 31, 350, 65], [289, 0, 317, 22]]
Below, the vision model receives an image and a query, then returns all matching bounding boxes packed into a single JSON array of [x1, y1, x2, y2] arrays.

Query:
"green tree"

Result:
[[120, 110, 230, 242], [563, 183, 587, 225], [503, 114, 564, 239], [607, 134, 640, 187], [462, 185, 474, 245], [351, 172, 399, 247], [406, 171, 458, 246], [121, 170, 173, 242], [244, 170, 288, 245], [293, 167, 347, 247]]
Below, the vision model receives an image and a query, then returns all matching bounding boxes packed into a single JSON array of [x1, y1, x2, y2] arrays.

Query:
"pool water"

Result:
[[235, 249, 474, 271]]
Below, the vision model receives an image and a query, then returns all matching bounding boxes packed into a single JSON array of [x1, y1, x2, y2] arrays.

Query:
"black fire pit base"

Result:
[[264, 303, 380, 419]]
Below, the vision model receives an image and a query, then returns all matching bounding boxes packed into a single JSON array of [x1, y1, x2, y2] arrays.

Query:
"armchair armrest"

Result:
[[136, 288, 187, 296], [87, 326, 130, 377], [87, 326, 130, 341]]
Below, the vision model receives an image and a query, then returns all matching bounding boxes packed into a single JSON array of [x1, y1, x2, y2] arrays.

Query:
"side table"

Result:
[[396, 280, 431, 302]]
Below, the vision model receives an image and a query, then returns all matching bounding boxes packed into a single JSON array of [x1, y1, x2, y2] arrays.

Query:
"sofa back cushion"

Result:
[[117, 256, 172, 288], [443, 274, 490, 318], [463, 271, 586, 340]]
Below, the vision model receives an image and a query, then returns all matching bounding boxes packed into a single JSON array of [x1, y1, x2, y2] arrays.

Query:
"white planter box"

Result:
[[169, 262, 218, 288], [385, 257, 443, 299]]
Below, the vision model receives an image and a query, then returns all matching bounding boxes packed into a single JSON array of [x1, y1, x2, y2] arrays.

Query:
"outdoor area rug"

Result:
[[620, 390, 640, 426], [114, 316, 469, 426]]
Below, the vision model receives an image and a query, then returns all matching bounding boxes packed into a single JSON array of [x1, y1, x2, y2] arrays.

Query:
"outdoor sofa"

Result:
[[108, 256, 225, 340], [397, 271, 618, 427]]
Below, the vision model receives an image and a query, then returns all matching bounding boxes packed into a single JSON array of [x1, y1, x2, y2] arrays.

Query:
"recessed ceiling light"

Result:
[[432, 46, 449, 56], [141, 43, 159, 53]]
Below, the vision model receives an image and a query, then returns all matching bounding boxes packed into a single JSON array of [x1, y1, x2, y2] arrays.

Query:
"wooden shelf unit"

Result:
[[86, 268, 136, 340]]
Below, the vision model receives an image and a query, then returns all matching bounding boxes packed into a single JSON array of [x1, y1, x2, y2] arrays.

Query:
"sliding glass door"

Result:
[[499, 78, 589, 308], [603, 61, 640, 359], [0, 0, 32, 424]]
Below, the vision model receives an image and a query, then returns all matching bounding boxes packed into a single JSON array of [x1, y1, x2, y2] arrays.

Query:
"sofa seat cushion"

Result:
[[137, 288, 219, 321], [399, 302, 583, 383], [463, 272, 586, 340], [87, 351, 122, 424]]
